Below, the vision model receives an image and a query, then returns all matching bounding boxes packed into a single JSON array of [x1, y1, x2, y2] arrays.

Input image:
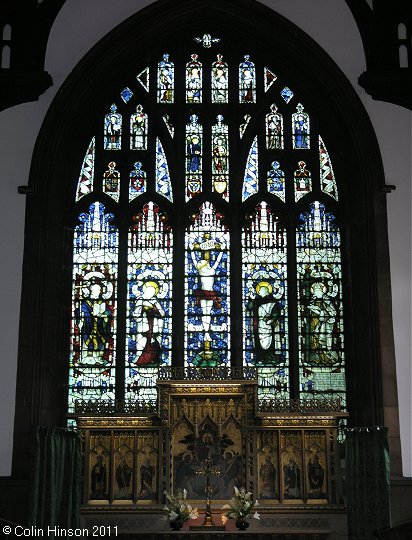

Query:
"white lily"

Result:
[[169, 510, 178, 521], [253, 511, 260, 520], [234, 486, 240, 497], [183, 488, 187, 499]]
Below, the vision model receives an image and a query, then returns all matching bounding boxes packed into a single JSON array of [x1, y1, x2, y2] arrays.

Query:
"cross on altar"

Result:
[[190, 458, 225, 530]]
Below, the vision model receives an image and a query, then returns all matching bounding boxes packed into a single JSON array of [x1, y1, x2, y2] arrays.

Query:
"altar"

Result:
[[73, 368, 348, 537]]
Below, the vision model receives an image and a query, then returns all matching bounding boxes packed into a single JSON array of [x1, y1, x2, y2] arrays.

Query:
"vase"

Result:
[[169, 519, 184, 530], [235, 518, 249, 530]]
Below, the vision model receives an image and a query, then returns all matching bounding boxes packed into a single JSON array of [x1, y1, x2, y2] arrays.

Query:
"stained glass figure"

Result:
[[130, 105, 148, 150], [239, 114, 251, 139], [185, 202, 230, 367], [280, 86, 294, 103], [186, 54, 202, 103], [296, 201, 345, 404], [157, 54, 174, 103], [162, 114, 174, 138], [211, 115, 229, 200], [126, 202, 172, 401], [266, 104, 284, 149], [120, 87, 133, 104], [239, 54, 256, 103], [319, 136, 338, 200], [267, 161, 285, 202], [129, 161, 147, 201], [156, 138, 173, 202], [211, 54, 228, 103], [136, 67, 149, 92], [242, 136, 258, 201], [264, 67, 277, 92], [292, 103, 310, 149], [294, 161, 312, 202], [242, 202, 289, 399], [69, 202, 118, 411], [103, 161, 120, 202], [185, 114, 202, 201], [76, 137, 95, 201], [104, 104, 122, 150]]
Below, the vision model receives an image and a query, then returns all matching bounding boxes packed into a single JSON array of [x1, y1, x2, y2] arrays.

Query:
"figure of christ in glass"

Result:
[[185, 202, 230, 367], [69, 202, 118, 411]]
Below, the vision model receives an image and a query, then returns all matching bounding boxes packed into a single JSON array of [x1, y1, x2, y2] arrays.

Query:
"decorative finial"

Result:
[[194, 33, 221, 48]]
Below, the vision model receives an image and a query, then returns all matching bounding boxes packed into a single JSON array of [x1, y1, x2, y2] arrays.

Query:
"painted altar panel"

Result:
[[304, 430, 328, 502], [89, 432, 111, 502], [170, 395, 244, 501], [280, 431, 304, 503], [113, 432, 134, 502], [136, 431, 159, 503], [257, 431, 279, 502]]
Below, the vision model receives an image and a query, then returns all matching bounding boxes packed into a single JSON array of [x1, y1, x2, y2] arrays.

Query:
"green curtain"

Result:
[[28, 426, 81, 530], [345, 427, 391, 540]]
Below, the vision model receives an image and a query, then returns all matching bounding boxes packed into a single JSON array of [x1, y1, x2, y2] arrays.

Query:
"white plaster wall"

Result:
[[0, 0, 410, 476]]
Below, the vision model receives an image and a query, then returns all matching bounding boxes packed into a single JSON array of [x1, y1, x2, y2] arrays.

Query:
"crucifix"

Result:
[[190, 458, 225, 530]]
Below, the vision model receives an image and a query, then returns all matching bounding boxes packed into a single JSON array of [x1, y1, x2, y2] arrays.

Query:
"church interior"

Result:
[[0, 1, 411, 539]]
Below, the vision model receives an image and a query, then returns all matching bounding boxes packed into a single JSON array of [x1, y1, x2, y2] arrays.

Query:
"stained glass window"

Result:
[[243, 202, 289, 399], [211, 115, 229, 200], [294, 161, 312, 202], [157, 54, 174, 103], [319, 136, 338, 200], [267, 161, 285, 202], [186, 114, 202, 201], [266, 104, 284, 149], [130, 105, 148, 150], [71, 44, 348, 415], [186, 54, 202, 103], [296, 202, 346, 405], [126, 202, 172, 402], [185, 202, 230, 367], [292, 103, 310, 149], [103, 161, 120, 202], [239, 54, 256, 103], [76, 137, 95, 201], [156, 138, 173, 202], [211, 54, 228, 103], [242, 136, 258, 201], [104, 104, 122, 150], [69, 202, 118, 411], [129, 161, 147, 201]]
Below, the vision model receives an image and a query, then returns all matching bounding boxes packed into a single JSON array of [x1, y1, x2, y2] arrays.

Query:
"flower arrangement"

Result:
[[221, 486, 260, 525], [163, 489, 199, 526]]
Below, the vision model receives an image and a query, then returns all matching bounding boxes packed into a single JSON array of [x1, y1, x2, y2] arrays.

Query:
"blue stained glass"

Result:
[[242, 202, 289, 399], [126, 202, 173, 401], [156, 138, 173, 202], [280, 86, 294, 103], [186, 114, 202, 201], [296, 201, 346, 403], [211, 115, 229, 200], [239, 54, 256, 103], [69, 202, 118, 412], [266, 104, 284, 149], [185, 202, 230, 367], [292, 103, 310, 149], [267, 161, 285, 202], [157, 53, 174, 103], [120, 87, 133, 103], [186, 54, 202, 103], [103, 161, 120, 202], [129, 161, 147, 201], [242, 136, 258, 201]]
